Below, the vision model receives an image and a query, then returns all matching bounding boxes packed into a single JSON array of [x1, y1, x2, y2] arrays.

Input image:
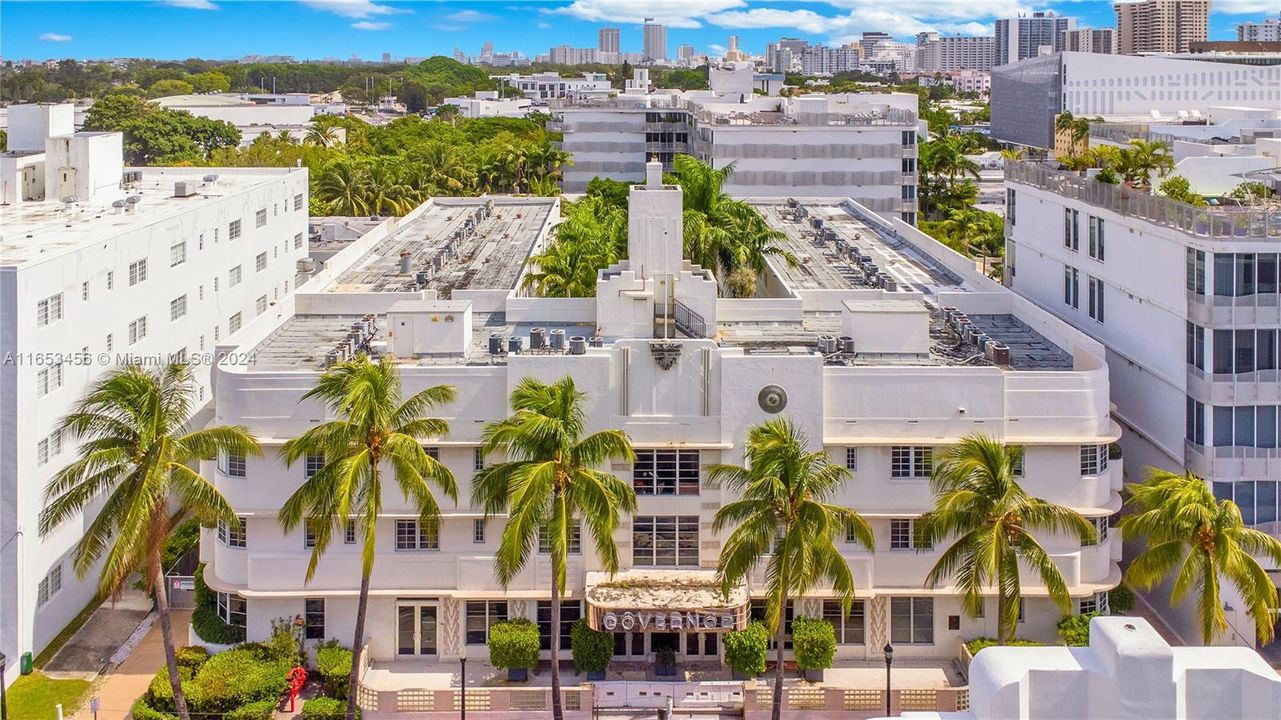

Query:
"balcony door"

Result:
[[396, 602, 438, 657]]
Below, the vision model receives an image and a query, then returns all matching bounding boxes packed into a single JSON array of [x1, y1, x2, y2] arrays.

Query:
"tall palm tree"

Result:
[[415, 141, 476, 194], [1115, 138, 1174, 189], [317, 160, 369, 216], [1120, 469, 1281, 645], [472, 377, 637, 720], [305, 124, 339, 148], [708, 418, 873, 720], [919, 435, 1095, 643], [39, 363, 260, 720], [278, 355, 456, 720]]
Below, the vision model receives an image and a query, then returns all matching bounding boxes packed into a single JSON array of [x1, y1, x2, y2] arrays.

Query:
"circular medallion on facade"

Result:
[[757, 385, 788, 414]]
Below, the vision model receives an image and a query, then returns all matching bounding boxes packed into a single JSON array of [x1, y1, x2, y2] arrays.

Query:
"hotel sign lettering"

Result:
[[601, 610, 736, 632]]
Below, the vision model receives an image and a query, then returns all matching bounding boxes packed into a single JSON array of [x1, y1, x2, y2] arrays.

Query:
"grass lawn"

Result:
[[6, 672, 91, 720]]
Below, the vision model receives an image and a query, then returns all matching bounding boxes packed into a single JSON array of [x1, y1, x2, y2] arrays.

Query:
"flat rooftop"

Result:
[[328, 199, 554, 295], [0, 167, 302, 267]]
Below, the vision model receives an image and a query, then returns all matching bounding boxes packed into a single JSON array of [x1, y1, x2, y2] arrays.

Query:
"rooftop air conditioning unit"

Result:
[[174, 182, 196, 198]]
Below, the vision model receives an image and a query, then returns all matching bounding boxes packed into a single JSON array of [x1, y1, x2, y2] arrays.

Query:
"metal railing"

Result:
[[1006, 162, 1281, 240], [674, 299, 708, 338]]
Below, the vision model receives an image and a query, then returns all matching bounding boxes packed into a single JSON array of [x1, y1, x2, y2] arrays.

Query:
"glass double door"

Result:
[[396, 603, 438, 657]]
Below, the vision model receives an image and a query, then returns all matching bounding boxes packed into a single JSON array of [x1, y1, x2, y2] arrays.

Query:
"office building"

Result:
[[916, 34, 996, 72], [199, 163, 1120, 676], [643, 21, 667, 62], [1238, 15, 1281, 42], [995, 12, 1076, 66], [599, 27, 621, 54], [799, 44, 863, 75], [548, 46, 599, 66], [677, 45, 696, 62], [0, 104, 308, 677], [1115, 0, 1210, 54], [724, 36, 748, 62], [1061, 28, 1117, 54]]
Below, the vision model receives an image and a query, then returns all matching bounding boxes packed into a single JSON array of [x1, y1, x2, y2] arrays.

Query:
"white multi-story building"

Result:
[[1237, 14, 1281, 42], [201, 163, 1120, 676], [951, 70, 992, 96], [994, 11, 1075, 66], [490, 72, 612, 101], [1003, 161, 1281, 645], [800, 45, 863, 76], [599, 27, 621, 54], [439, 91, 533, 119], [0, 104, 308, 678], [916, 35, 995, 73], [643, 21, 667, 62], [1061, 27, 1117, 55]]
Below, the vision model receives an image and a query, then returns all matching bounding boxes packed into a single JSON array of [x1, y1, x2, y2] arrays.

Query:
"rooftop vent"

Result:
[[202, 173, 219, 184], [174, 182, 197, 198]]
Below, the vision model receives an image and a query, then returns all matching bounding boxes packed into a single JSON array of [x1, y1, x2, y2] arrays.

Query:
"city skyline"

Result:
[[1, 0, 1274, 62]]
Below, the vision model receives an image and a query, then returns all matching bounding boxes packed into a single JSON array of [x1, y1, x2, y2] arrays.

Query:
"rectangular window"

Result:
[[1006, 188, 1016, 225], [538, 524, 582, 555], [37, 564, 63, 606], [633, 449, 700, 495], [106, 333, 113, 352], [473, 447, 485, 471], [822, 599, 865, 644], [473, 519, 486, 544], [394, 519, 439, 550], [128, 259, 148, 286], [37, 363, 63, 397], [1082, 516, 1110, 547], [632, 516, 698, 566], [890, 446, 933, 479], [304, 598, 325, 640], [217, 516, 247, 548], [255, 209, 267, 228], [1187, 248, 1206, 295], [81, 281, 89, 301], [890, 597, 933, 644], [171, 240, 187, 267], [844, 447, 858, 471], [1187, 322, 1205, 370], [36, 293, 64, 327], [229, 219, 242, 240], [304, 453, 324, 479], [345, 519, 357, 544], [294, 232, 304, 250], [537, 600, 582, 651], [106, 271, 114, 290], [128, 316, 147, 345], [1079, 591, 1109, 615], [890, 518, 931, 550], [229, 312, 242, 334], [294, 193, 304, 211], [751, 600, 795, 649], [1009, 446, 1025, 476], [1087, 276, 1105, 323], [222, 450, 246, 477], [256, 296, 267, 315], [1080, 445, 1109, 476], [465, 601, 509, 644], [1087, 216, 1105, 260], [1063, 208, 1079, 251], [229, 265, 242, 286], [256, 252, 267, 272], [217, 592, 247, 627], [170, 295, 187, 322], [1063, 266, 1079, 309], [304, 519, 321, 549]]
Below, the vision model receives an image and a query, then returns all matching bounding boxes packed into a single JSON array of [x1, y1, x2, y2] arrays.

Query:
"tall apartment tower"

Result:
[[643, 20, 667, 62], [1061, 27, 1118, 54], [994, 12, 1076, 66], [599, 27, 620, 54], [1237, 14, 1281, 42], [1115, 0, 1209, 54]]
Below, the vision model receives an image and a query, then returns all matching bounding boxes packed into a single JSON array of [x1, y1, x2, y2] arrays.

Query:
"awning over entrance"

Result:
[[584, 569, 750, 633]]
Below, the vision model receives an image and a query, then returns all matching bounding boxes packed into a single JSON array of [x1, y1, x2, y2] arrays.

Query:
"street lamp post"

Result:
[[883, 642, 894, 718], [460, 646, 468, 720]]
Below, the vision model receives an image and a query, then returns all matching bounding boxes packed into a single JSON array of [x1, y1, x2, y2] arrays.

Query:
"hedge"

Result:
[[226, 699, 279, 720], [315, 641, 353, 700], [191, 564, 246, 645], [1057, 612, 1101, 646], [1109, 584, 1135, 614], [964, 637, 1046, 655], [302, 696, 360, 720], [130, 698, 178, 720], [146, 646, 290, 716], [570, 618, 612, 673], [791, 617, 836, 671], [723, 622, 769, 677], [175, 645, 209, 671], [487, 619, 540, 671]]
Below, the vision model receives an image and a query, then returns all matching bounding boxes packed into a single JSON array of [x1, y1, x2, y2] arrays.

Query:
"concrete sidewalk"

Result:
[[44, 588, 152, 679], [74, 609, 192, 720]]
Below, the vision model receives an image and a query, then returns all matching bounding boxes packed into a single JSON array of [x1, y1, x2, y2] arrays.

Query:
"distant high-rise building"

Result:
[[994, 12, 1076, 66], [381, 52, 392, 64], [724, 35, 749, 61], [1061, 27, 1117, 54], [599, 27, 621, 53], [1114, 0, 1209, 54], [482, 41, 494, 56], [858, 31, 893, 57], [643, 20, 667, 62], [677, 44, 696, 61], [1237, 14, 1281, 42], [916, 35, 995, 72], [453, 48, 467, 64]]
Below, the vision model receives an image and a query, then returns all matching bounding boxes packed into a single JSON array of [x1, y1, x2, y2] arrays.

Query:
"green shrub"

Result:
[[1109, 584, 1136, 614], [1057, 612, 1100, 646], [131, 698, 178, 720], [193, 563, 215, 607], [723, 622, 769, 677], [146, 666, 193, 712], [569, 618, 612, 674], [302, 696, 359, 720], [267, 616, 305, 664], [315, 641, 353, 700], [192, 604, 246, 645], [188, 647, 291, 714], [175, 645, 209, 671], [487, 619, 540, 671], [226, 699, 279, 720], [790, 617, 836, 671], [964, 637, 1045, 655]]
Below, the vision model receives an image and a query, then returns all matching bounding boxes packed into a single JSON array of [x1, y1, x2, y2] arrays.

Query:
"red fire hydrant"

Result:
[[288, 666, 309, 712]]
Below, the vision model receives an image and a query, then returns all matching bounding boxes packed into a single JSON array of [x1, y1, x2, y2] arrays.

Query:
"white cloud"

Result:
[[431, 23, 464, 31], [708, 43, 727, 56], [1209, 0, 1281, 13], [549, 0, 746, 29], [300, 0, 403, 19], [39, 32, 73, 42], [444, 9, 495, 23], [537, 21, 551, 29], [160, 0, 218, 9], [707, 8, 831, 33], [705, 2, 1043, 44], [820, 0, 1031, 20], [351, 20, 391, 30]]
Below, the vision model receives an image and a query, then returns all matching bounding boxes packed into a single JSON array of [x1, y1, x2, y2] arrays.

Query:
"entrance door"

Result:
[[396, 604, 438, 657]]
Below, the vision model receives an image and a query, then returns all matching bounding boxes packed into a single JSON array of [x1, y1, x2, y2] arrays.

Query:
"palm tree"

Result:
[[472, 377, 637, 720], [305, 123, 339, 148], [415, 141, 476, 194], [1115, 138, 1174, 189], [919, 435, 1095, 643], [1055, 112, 1093, 156], [523, 196, 626, 297], [708, 418, 873, 720], [1120, 469, 1281, 645], [317, 160, 369, 216], [39, 363, 260, 720], [999, 147, 1024, 163], [278, 355, 456, 720]]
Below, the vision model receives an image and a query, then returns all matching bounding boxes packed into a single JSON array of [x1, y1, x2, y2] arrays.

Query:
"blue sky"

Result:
[[1, 0, 1275, 62]]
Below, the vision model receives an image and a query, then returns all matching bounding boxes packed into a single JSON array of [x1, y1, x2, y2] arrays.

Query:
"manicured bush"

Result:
[[193, 563, 214, 607], [226, 699, 279, 720], [131, 698, 178, 720], [315, 641, 354, 700], [191, 564, 246, 645], [1057, 612, 1101, 646], [791, 617, 836, 671], [267, 616, 305, 664], [723, 622, 769, 677], [187, 647, 291, 714], [175, 645, 209, 671], [146, 666, 194, 713], [487, 619, 540, 671], [302, 696, 359, 720], [964, 637, 1045, 655], [1109, 584, 1136, 614], [569, 618, 612, 674]]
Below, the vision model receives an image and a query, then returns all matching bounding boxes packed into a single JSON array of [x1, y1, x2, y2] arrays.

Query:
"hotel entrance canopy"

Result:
[[584, 569, 750, 633]]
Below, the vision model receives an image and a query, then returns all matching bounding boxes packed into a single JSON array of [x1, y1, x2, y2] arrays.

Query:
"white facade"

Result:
[[1237, 15, 1281, 42], [0, 105, 308, 680], [951, 71, 992, 96], [916, 35, 996, 73], [643, 22, 668, 62], [440, 92, 533, 119], [491, 72, 612, 101], [994, 12, 1075, 66]]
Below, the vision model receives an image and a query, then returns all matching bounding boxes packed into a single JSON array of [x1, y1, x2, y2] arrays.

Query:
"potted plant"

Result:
[[723, 622, 769, 681], [791, 617, 836, 683], [570, 618, 612, 681], [487, 619, 539, 682], [654, 645, 678, 677]]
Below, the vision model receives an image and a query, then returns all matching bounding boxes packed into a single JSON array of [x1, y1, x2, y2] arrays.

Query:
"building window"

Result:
[[256, 296, 267, 315], [1186, 322, 1205, 370], [395, 519, 439, 550], [1063, 266, 1079, 309], [473, 519, 486, 544], [229, 265, 242, 286], [37, 429, 63, 465], [255, 253, 268, 272], [1063, 208, 1079, 251], [890, 518, 931, 550], [844, 447, 858, 471], [1186, 248, 1206, 296], [890, 597, 933, 644], [1087, 276, 1105, 323], [536, 600, 582, 651], [1087, 216, 1105, 260], [294, 232, 304, 250], [1083, 516, 1110, 547], [538, 523, 582, 555], [294, 193, 304, 211], [37, 293, 64, 327], [1186, 397, 1206, 446], [304, 453, 324, 479], [1006, 188, 1016, 225], [170, 295, 188, 322], [81, 281, 89, 301], [106, 333, 113, 352], [901, 130, 916, 146], [1080, 445, 1108, 476], [466, 601, 509, 644], [229, 219, 242, 240], [37, 363, 63, 397], [473, 447, 485, 471], [217, 516, 247, 548], [221, 450, 246, 477], [217, 592, 247, 627], [304, 598, 325, 640], [890, 446, 933, 479], [128, 316, 148, 345], [106, 270, 114, 290], [633, 449, 700, 495], [751, 600, 795, 649], [38, 563, 63, 606], [822, 600, 865, 644], [304, 519, 321, 548], [1079, 591, 1109, 616], [229, 312, 242, 334], [345, 519, 357, 544], [632, 516, 698, 566], [128, 259, 148, 286], [255, 209, 267, 228], [171, 240, 187, 267]]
